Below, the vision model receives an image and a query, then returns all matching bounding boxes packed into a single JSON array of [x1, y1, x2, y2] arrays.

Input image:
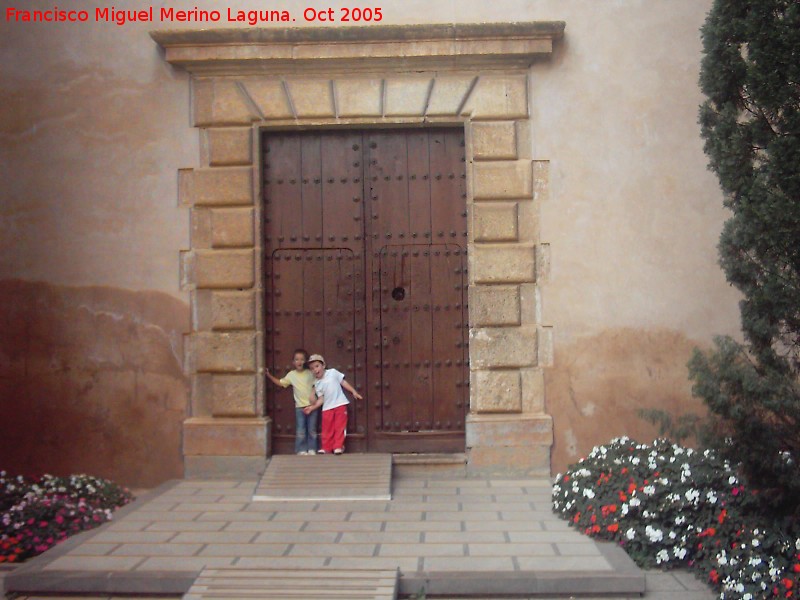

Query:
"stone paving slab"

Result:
[[4, 474, 649, 598]]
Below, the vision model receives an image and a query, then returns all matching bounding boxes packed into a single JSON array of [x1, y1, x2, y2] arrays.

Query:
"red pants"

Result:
[[320, 405, 347, 453]]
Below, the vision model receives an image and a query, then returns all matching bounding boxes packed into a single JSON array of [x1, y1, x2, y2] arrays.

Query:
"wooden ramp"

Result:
[[183, 568, 398, 600], [253, 454, 392, 501]]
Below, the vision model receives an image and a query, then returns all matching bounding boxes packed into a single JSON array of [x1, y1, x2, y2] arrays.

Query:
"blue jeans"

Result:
[[295, 407, 319, 454]]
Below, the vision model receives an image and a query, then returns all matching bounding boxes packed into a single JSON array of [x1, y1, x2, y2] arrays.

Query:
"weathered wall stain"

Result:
[[546, 328, 708, 474], [0, 279, 189, 488]]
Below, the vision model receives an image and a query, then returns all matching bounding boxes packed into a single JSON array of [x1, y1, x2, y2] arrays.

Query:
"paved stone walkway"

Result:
[[2, 472, 717, 598]]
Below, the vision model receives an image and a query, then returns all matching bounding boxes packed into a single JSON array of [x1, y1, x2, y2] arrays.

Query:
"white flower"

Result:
[[656, 549, 670, 564], [749, 556, 762, 567], [582, 488, 595, 499], [645, 525, 663, 543], [716, 551, 728, 566], [673, 547, 687, 560], [728, 475, 738, 485], [675, 515, 686, 525], [625, 528, 636, 540], [621, 504, 629, 516], [629, 497, 641, 507], [706, 491, 718, 504], [642, 485, 655, 496], [685, 489, 700, 503]]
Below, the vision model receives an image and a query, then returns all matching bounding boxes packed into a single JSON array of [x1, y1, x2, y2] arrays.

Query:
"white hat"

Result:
[[308, 354, 325, 366]]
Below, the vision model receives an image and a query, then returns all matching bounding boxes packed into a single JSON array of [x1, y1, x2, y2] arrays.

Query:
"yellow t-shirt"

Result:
[[278, 369, 315, 408]]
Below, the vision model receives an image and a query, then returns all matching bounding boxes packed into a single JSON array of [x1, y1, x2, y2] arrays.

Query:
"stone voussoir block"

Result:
[[193, 79, 257, 127], [469, 285, 521, 327], [471, 369, 522, 413], [335, 78, 383, 117], [384, 76, 432, 116], [286, 79, 335, 118], [206, 128, 253, 166], [210, 374, 258, 417], [211, 290, 256, 330], [469, 325, 537, 369], [194, 331, 257, 373], [462, 75, 528, 120], [211, 207, 255, 248], [183, 417, 267, 456], [470, 121, 517, 160], [473, 202, 519, 242], [192, 167, 253, 207], [473, 160, 533, 199], [241, 80, 294, 120], [195, 249, 254, 289], [470, 244, 536, 284]]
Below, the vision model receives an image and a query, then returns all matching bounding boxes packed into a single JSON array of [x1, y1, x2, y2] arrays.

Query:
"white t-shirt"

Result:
[[313, 368, 350, 411]]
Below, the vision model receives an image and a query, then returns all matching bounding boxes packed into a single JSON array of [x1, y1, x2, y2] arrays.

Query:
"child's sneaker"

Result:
[[317, 450, 326, 454], [333, 448, 343, 455]]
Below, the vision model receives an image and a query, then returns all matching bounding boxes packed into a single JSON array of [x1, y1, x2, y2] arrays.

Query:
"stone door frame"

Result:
[[152, 22, 563, 477]]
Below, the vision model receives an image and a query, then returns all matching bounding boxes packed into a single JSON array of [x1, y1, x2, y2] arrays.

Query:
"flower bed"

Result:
[[552, 438, 800, 599], [1, 471, 133, 563]]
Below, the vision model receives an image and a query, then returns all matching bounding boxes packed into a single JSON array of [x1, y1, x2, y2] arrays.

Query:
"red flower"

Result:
[[783, 579, 794, 590], [717, 509, 727, 524], [698, 527, 716, 538], [792, 564, 800, 573], [607, 523, 619, 533], [709, 570, 719, 584], [619, 491, 628, 502]]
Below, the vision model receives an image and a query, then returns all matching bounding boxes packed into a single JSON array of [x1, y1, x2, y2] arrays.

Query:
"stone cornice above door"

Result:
[[150, 22, 565, 75]]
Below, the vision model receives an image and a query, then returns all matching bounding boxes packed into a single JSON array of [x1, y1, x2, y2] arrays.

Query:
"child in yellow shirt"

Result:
[[266, 349, 317, 455]]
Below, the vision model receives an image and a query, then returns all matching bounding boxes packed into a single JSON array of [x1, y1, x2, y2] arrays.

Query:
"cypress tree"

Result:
[[690, 0, 800, 514]]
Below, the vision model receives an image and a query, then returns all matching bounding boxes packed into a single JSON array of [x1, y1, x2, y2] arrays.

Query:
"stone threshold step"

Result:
[[392, 453, 467, 465]]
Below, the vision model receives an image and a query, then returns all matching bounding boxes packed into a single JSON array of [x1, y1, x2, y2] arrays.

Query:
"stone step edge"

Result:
[[392, 453, 467, 465]]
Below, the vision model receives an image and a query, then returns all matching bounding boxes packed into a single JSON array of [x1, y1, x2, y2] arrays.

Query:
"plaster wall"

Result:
[[1, 0, 740, 482]]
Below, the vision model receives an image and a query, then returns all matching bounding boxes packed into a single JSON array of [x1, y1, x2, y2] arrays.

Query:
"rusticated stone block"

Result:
[[192, 167, 253, 206], [191, 208, 213, 250], [385, 77, 432, 116], [183, 417, 267, 456], [471, 122, 517, 160], [286, 79, 335, 118], [462, 75, 528, 120], [473, 161, 532, 199], [194, 331, 256, 373], [242, 80, 293, 119], [195, 249, 254, 289], [211, 208, 254, 248], [473, 202, 519, 242], [469, 326, 537, 369], [469, 285, 520, 327], [537, 325, 554, 367], [427, 76, 475, 116], [470, 245, 535, 284], [193, 80, 256, 127], [466, 414, 553, 447], [211, 291, 256, 330], [533, 159, 550, 203], [211, 374, 257, 416], [472, 370, 522, 413], [206, 128, 253, 166], [521, 368, 545, 413], [336, 78, 382, 117]]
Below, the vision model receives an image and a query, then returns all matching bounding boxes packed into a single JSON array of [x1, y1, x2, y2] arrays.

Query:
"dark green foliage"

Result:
[[692, 0, 800, 514]]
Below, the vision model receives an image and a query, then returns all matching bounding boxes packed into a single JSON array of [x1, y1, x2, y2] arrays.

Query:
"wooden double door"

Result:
[[263, 128, 468, 453]]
